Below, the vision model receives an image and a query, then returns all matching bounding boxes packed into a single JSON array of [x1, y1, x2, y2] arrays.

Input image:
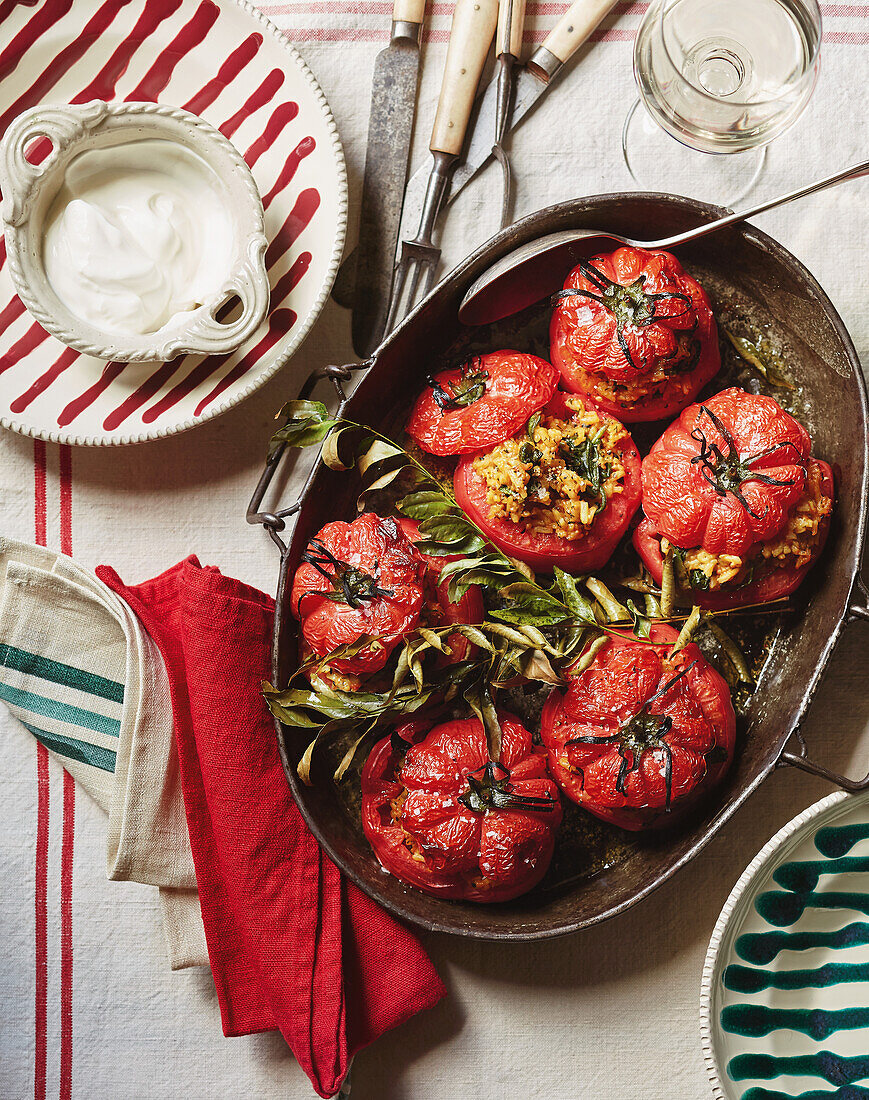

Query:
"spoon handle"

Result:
[[651, 159, 869, 251]]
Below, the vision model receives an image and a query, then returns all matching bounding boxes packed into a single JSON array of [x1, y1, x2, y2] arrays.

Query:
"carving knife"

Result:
[[350, 0, 427, 356], [332, 0, 620, 308]]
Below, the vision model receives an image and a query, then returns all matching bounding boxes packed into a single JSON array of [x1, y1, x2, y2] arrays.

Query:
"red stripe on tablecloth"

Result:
[[825, 28, 869, 39], [58, 445, 74, 1100], [34, 742, 49, 1100], [33, 440, 47, 547], [261, 0, 867, 13], [280, 25, 635, 41], [33, 439, 49, 1100], [125, 0, 220, 101], [59, 773, 75, 1100], [183, 32, 263, 114], [59, 445, 72, 556]]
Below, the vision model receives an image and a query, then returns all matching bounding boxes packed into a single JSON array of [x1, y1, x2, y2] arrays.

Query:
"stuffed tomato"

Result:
[[291, 513, 425, 676], [406, 350, 559, 456], [453, 390, 641, 572], [633, 388, 834, 609], [540, 624, 735, 831], [550, 246, 720, 423], [361, 712, 562, 902]]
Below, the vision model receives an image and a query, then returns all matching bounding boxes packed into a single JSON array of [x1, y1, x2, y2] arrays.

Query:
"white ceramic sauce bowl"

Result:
[[0, 100, 270, 362]]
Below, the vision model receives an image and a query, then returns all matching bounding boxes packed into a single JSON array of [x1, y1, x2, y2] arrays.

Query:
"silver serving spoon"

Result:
[[458, 159, 869, 326]]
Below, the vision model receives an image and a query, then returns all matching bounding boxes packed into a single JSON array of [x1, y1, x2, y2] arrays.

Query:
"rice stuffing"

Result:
[[472, 398, 627, 541], [670, 461, 832, 590]]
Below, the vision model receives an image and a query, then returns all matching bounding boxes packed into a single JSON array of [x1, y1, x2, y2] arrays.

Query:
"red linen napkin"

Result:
[[97, 557, 446, 1098]]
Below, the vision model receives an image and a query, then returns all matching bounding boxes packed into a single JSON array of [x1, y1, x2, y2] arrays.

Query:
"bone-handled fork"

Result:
[[383, 0, 499, 335]]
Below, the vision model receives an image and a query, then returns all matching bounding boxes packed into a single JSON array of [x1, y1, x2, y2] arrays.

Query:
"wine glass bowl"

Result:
[[623, 0, 822, 204], [635, 0, 822, 154]]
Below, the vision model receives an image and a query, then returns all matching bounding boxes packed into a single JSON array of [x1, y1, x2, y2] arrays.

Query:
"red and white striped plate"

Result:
[[0, 0, 347, 446]]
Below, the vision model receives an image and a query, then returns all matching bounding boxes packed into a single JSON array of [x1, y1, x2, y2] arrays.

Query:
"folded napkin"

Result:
[[97, 557, 446, 1098], [0, 538, 207, 968]]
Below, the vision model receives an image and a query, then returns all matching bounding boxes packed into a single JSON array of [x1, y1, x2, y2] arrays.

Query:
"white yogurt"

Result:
[[42, 139, 234, 337]]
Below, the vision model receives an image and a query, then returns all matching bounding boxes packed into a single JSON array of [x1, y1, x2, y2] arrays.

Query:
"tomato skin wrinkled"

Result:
[[635, 388, 834, 608], [406, 350, 559, 456], [540, 625, 735, 831], [550, 246, 720, 423], [453, 390, 642, 572], [361, 713, 562, 902], [291, 513, 425, 675]]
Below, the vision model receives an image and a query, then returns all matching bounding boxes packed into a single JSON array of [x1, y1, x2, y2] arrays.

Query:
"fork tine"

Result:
[[383, 256, 412, 335]]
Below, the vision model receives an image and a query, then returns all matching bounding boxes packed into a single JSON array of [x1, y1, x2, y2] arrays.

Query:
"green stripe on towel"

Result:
[[0, 683, 121, 737], [23, 723, 117, 773], [0, 644, 124, 703]]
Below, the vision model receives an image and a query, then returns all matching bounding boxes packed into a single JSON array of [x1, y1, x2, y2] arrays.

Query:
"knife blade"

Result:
[[331, 0, 619, 308], [350, 0, 427, 356]]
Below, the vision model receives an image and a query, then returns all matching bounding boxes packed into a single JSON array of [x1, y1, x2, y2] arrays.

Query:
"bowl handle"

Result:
[[0, 100, 109, 226], [778, 573, 869, 791], [246, 360, 373, 553], [165, 235, 272, 356]]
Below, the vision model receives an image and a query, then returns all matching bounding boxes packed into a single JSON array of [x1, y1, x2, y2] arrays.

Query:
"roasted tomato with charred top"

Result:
[[291, 513, 425, 675], [453, 390, 641, 572], [634, 387, 834, 608], [550, 246, 720, 422], [361, 712, 562, 902], [405, 350, 559, 456], [396, 518, 485, 664], [540, 624, 735, 831]]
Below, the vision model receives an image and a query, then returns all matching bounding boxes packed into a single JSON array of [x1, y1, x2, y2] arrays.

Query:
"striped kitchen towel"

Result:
[[0, 538, 208, 969]]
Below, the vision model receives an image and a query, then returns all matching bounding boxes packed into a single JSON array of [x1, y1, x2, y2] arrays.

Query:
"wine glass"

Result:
[[622, 0, 822, 206]]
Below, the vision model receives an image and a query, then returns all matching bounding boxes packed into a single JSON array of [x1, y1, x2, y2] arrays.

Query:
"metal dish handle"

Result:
[[779, 574, 869, 791], [246, 360, 371, 553]]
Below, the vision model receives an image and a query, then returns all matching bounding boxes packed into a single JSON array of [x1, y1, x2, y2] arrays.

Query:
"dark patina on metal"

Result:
[[249, 193, 869, 941]]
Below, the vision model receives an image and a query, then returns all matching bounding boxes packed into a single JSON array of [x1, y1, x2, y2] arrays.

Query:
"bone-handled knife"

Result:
[[350, 0, 427, 356], [398, 0, 620, 245], [382, 0, 500, 333], [333, 0, 619, 310]]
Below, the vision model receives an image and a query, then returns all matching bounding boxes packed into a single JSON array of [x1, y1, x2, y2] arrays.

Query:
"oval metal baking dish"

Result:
[[249, 192, 869, 940]]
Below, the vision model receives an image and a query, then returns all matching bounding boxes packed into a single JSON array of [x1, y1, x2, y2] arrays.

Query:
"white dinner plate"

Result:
[[0, 0, 346, 445]]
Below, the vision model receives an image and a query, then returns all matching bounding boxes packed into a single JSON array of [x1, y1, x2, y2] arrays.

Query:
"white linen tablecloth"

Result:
[[2, 2, 868, 1097]]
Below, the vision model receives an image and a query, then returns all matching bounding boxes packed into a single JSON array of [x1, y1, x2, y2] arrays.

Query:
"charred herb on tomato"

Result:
[[426, 358, 489, 413], [300, 537, 395, 608], [689, 404, 803, 520], [566, 660, 697, 811], [553, 259, 695, 373]]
